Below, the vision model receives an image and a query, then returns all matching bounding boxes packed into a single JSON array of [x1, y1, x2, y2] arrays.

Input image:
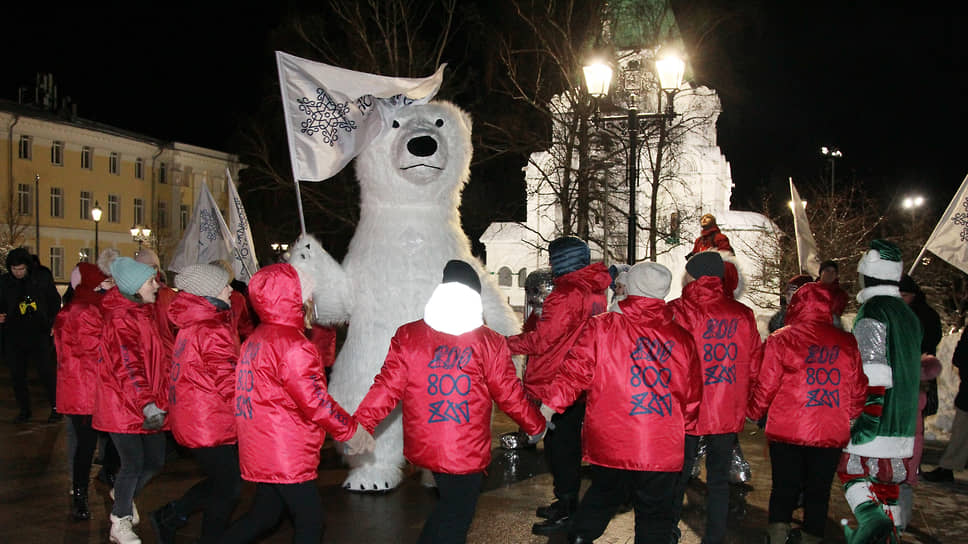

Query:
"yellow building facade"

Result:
[[1, 101, 241, 282]]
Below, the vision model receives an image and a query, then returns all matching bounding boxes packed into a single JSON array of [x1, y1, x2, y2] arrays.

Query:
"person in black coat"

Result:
[[924, 327, 968, 482]]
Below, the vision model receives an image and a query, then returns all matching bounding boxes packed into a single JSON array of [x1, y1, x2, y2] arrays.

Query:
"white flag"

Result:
[[276, 51, 446, 182], [916, 173, 968, 275], [168, 181, 233, 274], [226, 169, 259, 283], [790, 179, 821, 277]]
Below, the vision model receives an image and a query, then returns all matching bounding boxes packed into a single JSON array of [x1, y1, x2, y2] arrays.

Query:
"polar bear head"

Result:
[[355, 100, 472, 208]]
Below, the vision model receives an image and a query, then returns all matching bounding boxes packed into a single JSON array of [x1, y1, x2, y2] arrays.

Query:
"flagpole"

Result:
[[294, 178, 307, 235], [789, 178, 802, 271], [908, 172, 968, 275]]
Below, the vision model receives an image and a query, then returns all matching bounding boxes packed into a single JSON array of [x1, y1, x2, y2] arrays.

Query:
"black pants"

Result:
[[69, 415, 99, 488], [417, 472, 483, 544], [673, 433, 735, 544], [768, 441, 841, 538], [172, 445, 242, 542], [6, 338, 55, 414], [219, 481, 322, 544], [110, 432, 167, 518], [544, 401, 585, 501], [571, 465, 678, 543]]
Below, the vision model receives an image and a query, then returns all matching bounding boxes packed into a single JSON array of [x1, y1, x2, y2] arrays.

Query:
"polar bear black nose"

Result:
[[407, 136, 437, 157]]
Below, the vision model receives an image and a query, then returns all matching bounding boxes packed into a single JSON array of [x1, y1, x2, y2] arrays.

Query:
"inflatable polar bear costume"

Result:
[[289, 101, 521, 492]]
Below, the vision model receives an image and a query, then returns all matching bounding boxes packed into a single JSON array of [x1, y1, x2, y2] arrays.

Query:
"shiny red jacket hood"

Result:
[[53, 290, 104, 414]]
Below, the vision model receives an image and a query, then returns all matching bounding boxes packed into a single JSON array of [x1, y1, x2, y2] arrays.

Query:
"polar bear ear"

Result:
[[457, 108, 472, 134]]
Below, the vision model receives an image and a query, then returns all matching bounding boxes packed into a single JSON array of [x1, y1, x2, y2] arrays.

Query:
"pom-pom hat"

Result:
[[858, 239, 903, 282]]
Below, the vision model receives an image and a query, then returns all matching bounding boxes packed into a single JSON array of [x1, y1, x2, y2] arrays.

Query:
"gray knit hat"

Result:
[[625, 262, 672, 299], [175, 264, 230, 298]]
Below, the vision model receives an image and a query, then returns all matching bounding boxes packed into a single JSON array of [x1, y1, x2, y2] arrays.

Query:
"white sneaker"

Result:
[[109, 488, 140, 526], [109, 514, 141, 544]]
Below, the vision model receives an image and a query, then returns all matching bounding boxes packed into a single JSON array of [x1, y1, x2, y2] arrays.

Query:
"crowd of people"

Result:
[[0, 221, 958, 544]]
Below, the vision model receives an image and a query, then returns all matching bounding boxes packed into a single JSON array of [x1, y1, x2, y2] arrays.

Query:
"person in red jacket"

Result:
[[54, 262, 111, 521], [539, 261, 702, 543], [94, 256, 171, 544], [506, 236, 611, 535], [136, 248, 177, 347], [668, 251, 763, 544], [355, 260, 546, 543], [210, 259, 257, 341], [150, 264, 241, 544], [220, 263, 374, 544], [687, 214, 733, 258], [747, 282, 867, 544]]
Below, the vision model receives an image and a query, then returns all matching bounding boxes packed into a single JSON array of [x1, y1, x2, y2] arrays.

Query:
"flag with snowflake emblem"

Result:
[[916, 173, 968, 275], [226, 169, 259, 283], [276, 51, 446, 182], [168, 181, 233, 273]]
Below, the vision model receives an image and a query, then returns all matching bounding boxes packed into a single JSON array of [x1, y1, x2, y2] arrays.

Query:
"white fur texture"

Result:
[[289, 101, 520, 492]]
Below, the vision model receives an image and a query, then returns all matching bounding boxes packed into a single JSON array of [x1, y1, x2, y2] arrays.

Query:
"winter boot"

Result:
[[150, 501, 187, 544], [71, 485, 91, 521], [536, 499, 568, 520], [109, 514, 142, 544], [109, 488, 140, 526], [766, 522, 790, 544], [842, 501, 894, 544], [532, 495, 577, 535]]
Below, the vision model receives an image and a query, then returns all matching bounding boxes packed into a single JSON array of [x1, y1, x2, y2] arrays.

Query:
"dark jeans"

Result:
[[69, 415, 99, 488], [417, 472, 483, 544], [219, 481, 322, 544], [173, 445, 242, 542], [110, 432, 167, 518], [544, 401, 585, 501], [5, 338, 55, 414], [673, 433, 735, 544], [572, 465, 678, 543], [768, 441, 841, 538]]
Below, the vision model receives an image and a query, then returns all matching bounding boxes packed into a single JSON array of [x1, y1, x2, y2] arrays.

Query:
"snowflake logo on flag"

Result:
[[951, 197, 968, 242], [297, 88, 357, 146], [199, 208, 220, 242]]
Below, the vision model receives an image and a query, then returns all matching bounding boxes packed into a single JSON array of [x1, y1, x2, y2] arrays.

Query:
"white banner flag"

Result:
[[168, 181, 233, 274], [790, 179, 821, 277], [915, 173, 968, 275], [276, 51, 446, 182], [226, 169, 259, 283]]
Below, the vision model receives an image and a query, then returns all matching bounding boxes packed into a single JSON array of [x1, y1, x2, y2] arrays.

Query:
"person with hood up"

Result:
[[53, 262, 112, 521], [747, 282, 867, 544], [94, 257, 171, 544], [668, 251, 763, 544], [150, 264, 241, 544], [506, 236, 612, 535], [220, 263, 374, 544], [538, 262, 701, 543], [354, 260, 547, 543]]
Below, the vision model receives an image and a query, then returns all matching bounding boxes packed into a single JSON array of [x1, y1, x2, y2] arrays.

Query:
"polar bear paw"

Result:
[[342, 465, 404, 493]]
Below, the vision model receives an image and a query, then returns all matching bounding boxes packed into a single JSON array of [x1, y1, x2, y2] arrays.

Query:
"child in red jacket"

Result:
[[354, 260, 546, 543]]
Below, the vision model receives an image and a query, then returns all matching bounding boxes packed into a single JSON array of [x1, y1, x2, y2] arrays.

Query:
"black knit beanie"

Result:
[[442, 260, 481, 294], [549, 236, 590, 278], [685, 251, 724, 279]]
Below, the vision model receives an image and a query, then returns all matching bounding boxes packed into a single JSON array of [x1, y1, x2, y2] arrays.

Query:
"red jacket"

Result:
[[154, 283, 177, 347], [691, 226, 732, 255], [230, 289, 255, 340], [747, 283, 867, 448], [93, 288, 171, 434], [508, 262, 611, 401], [816, 280, 849, 317], [355, 319, 544, 474], [543, 296, 702, 472], [308, 324, 337, 368], [235, 264, 357, 484], [53, 264, 106, 415], [668, 276, 763, 435], [167, 291, 240, 448]]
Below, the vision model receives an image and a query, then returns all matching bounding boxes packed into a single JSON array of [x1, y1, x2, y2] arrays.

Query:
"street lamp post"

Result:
[[91, 201, 102, 257], [584, 52, 684, 264], [130, 225, 151, 251], [902, 195, 925, 228], [270, 242, 290, 263], [34, 174, 40, 255], [821, 146, 843, 194]]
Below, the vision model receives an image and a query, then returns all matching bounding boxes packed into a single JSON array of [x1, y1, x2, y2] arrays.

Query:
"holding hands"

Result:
[[343, 425, 376, 456]]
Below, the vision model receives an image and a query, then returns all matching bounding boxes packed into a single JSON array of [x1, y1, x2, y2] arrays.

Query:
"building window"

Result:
[[18, 135, 32, 159], [79, 247, 92, 263], [158, 201, 168, 228], [498, 266, 512, 287], [108, 194, 120, 223], [133, 198, 144, 226], [180, 204, 189, 230], [135, 158, 144, 179], [159, 162, 167, 184], [109, 152, 120, 175], [17, 184, 32, 216], [49, 247, 65, 280], [81, 146, 93, 170], [51, 140, 64, 165], [80, 191, 92, 220], [517, 268, 528, 288], [50, 187, 64, 218]]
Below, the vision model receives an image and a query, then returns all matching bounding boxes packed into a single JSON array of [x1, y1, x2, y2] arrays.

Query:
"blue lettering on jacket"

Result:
[[703, 364, 736, 385], [805, 388, 840, 408], [428, 399, 470, 424], [630, 391, 672, 417], [631, 337, 674, 363], [428, 345, 474, 370]]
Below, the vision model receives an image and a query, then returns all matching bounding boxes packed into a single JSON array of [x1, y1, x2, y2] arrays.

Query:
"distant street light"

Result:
[[787, 200, 807, 211], [91, 201, 102, 256], [820, 146, 843, 194], [270, 242, 290, 262], [130, 225, 151, 251], [902, 195, 925, 209]]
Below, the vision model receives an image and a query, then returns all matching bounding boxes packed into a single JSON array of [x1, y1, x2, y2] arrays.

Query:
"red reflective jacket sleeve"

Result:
[[116, 320, 156, 410], [280, 341, 357, 442], [507, 291, 573, 355], [484, 339, 545, 436], [747, 336, 783, 421], [542, 322, 596, 412], [681, 336, 703, 431], [355, 333, 409, 434]]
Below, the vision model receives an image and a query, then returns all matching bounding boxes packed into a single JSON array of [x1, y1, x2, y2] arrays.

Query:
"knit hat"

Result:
[[549, 236, 590, 278], [110, 257, 156, 297], [441, 260, 481, 294], [625, 262, 672, 299], [134, 248, 161, 269], [97, 248, 121, 276], [176, 264, 230, 298], [898, 274, 918, 294], [685, 251, 725, 280], [857, 239, 903, 282]]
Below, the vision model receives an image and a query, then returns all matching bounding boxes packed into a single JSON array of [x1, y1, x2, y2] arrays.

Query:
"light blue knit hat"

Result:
[[110, 257, 156, 297]]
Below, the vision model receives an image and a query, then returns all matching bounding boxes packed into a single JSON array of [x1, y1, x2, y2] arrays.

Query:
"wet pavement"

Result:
[[2, 374, 967, 543]]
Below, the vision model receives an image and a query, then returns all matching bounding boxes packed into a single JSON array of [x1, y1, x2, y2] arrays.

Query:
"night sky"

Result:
[[4, 2, 967, 218]]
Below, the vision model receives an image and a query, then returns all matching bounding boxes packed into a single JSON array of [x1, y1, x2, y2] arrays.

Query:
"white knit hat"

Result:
[[175, 264, 229, 298], [625, 262, 672, 300]]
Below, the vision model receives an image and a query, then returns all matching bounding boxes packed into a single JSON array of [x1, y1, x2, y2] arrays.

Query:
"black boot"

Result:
[[12, 410, 31, 424], [71, 486, 91, 521], [150, 501, 187, 544], [532, 495, 577, 535], [923, 467, 954, 482], [536, 499, 568, 520]]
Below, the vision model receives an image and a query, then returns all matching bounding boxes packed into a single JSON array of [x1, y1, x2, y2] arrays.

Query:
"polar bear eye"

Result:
[[392, 120, 400, 128], [435, 119, 444, 127]]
